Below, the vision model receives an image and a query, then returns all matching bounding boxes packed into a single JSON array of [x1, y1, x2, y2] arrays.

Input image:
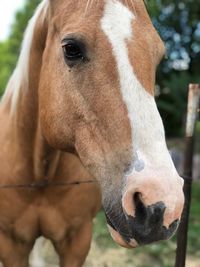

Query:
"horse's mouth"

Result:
[[105, 212, 116, 231], [105, 211, 131, 244], [104, 206, 180, 248]]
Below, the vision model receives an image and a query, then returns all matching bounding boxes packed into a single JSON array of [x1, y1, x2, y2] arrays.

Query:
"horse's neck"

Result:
[[0, 2, 60, 182]]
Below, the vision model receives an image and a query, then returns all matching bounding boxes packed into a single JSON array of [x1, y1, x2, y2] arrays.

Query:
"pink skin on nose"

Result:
[[122, 174, 184, 228], [107, 225, 138, 248]]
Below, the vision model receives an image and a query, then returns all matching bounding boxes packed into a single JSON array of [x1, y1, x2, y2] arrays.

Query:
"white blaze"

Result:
[[101, 0, 177, 178]]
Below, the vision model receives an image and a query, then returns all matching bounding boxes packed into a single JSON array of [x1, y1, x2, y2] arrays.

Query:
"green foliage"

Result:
[[157, 72, 200, 136], [93, 213, 117, 249], [148, 0, 200, 136], [0, 41, 16, 95], [0, 0, 41, 95]]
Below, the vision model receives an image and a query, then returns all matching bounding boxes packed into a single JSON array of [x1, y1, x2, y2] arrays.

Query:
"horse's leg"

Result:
[[55, 221, 93, 267], [0, 235, 33, 267], [3, 255, 29, 267]]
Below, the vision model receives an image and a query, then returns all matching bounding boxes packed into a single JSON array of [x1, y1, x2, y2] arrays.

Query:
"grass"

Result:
[[196, 122, 200, 153], [188, 183, 200, 255], [92, 182, 200, 267]]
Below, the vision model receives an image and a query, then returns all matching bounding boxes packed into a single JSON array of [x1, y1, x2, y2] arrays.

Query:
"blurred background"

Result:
[[0, 0, 199, 266]]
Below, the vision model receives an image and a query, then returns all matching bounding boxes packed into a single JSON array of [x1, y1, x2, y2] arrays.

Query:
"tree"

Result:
[[148, 0, 200, 136], [0, 0, 41, 95]]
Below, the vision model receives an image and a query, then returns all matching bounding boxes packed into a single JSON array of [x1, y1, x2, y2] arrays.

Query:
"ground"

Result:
[[29, 239, 200, 267]]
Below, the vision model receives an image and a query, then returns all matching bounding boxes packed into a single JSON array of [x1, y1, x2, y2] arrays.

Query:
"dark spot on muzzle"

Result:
[[126, 198, 179, 245], [105, 197, 179, 246]]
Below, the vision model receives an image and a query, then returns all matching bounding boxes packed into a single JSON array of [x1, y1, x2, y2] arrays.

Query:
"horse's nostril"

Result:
[[133, 193, 147, 223], [133, 193, 166, 226]]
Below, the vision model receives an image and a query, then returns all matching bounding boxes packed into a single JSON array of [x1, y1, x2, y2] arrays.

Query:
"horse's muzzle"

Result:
[[105, 199, 180, 248]]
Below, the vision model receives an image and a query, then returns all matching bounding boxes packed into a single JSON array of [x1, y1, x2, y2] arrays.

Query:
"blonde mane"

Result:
[[2, 0, 48, 112]]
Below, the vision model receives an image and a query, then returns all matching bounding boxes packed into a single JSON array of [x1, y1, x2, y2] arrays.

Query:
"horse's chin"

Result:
[[107, 225, 138, 249]]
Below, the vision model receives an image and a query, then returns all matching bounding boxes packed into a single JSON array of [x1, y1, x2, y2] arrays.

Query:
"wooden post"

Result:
[[175, 84, 200, 267]]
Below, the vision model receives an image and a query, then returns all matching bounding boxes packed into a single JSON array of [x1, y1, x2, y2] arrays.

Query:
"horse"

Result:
[[0, 0, 184, 266]]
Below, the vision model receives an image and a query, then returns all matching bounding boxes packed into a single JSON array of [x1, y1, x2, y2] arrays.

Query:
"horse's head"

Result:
[[39, 0, 184, 247]]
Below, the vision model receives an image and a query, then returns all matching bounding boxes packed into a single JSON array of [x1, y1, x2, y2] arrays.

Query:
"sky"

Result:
[[0, 0, 25, 41]]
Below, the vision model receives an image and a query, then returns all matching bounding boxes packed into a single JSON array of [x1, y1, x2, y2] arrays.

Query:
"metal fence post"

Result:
[[175, 84, 200, 267]]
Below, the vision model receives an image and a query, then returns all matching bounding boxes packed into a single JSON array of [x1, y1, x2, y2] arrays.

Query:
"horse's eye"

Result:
[[62, 39, 85, 64]]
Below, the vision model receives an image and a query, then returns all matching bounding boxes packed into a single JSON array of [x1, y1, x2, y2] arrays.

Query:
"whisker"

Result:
[[84, 0, 95, 16], [84, 0, 91, 16]]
